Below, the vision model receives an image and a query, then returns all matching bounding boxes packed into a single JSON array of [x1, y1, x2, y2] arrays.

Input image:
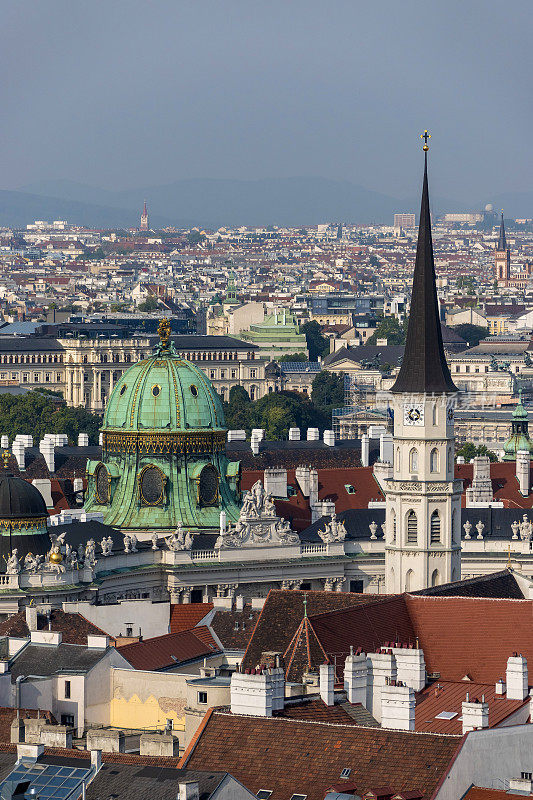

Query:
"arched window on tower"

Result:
[[395, 447, 401, 472], [390, 509, 396, 543], [452, 509, 458, 543], [430, 510, 441, 544], [409, 448, 419, 473], [447, 446, 453, 473], [406, 510, 417, 544], [405, 569, 414, 591], [430, 448, 439, 473], [433, 403, 438, 425], [431, 569, 440, 587]]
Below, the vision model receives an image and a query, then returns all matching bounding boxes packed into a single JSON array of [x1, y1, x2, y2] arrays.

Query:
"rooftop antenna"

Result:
[[303, 592, 308, 619]]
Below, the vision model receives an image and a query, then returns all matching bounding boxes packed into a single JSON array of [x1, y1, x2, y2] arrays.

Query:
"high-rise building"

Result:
[[393, 213, 416, 229], [495, 211, 511, 287], [385, 143, 462, 593], [140, 200, 149, 232]]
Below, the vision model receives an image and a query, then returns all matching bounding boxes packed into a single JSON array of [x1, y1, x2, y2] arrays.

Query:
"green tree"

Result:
[[0, 392, 101, 445], [367, 316, 407, 346], [137, 296, 159, 312], [301, 321, 329, 361], [224, 385, 251, 430], [247, 391, 327, 438], [278, 353, 308, 362], [186, 230, 206, 245], [453, 323, 487, 347], [311, 371, 344, 415], [456, 442, 498, 463]]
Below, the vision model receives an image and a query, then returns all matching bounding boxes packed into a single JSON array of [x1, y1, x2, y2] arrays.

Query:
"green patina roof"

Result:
[[104, 351, 225, 432]]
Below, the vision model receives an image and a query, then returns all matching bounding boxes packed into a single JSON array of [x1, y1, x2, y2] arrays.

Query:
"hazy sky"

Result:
[[1, 0, 531, 202]]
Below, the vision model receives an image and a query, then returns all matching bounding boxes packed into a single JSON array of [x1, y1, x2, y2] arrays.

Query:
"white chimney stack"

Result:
[[516, 451, 530, 497], [367, 650, 397, 722], [98, 432, 103, 446], [462, 696, 489, 734], [0, 436, 8, 449], [12, 441, 25, 470], [506, 654, 528, 700], [39, 439, 55, 473], [230, 667, 273, 717], [307, 427, 319, 441], [381, 682, 415, 731], [288, 427, 300, 441], [319, 663, 335, 706], [344, 649, 368, 706], [78, 433, 89, 447], [361, 434, 370, 467], [392, 645, 426, 691], [323, 430, 335, 447]]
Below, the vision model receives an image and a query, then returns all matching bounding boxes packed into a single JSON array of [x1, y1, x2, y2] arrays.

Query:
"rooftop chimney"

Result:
[[462, 697, 489, 734], [516, 451, 530, 497], [230, 666, 273, 717], [361, 434, 370, 467], [320, 663, 335, 706], [25, 606, 38, 633], [344, 649, 368, 706], [381, 682, 415, 731], [392, 645, 426, 692], [465, 456, 493, 505], [288, 427, 300, 441], [178, 782, 200, 800], [506, 654, 529, 700]]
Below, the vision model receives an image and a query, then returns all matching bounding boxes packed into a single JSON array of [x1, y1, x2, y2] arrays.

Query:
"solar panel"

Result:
[[0, 763, 92, 800]]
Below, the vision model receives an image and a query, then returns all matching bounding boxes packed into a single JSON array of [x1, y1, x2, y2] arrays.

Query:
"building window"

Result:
[[33, 373, 39, 382], [45, 373, 51, 383], [406, 510, 417, 544], [22, 373, 28, 383], [349, 580, 363, 593], [409, 448, 418, 473], [250, 369, 257, 378], [430, 510, 441, 544], [61, 714, 74, 728], [64, 680, 71, 699], [430, 448, 439, 472], [391, 509, 396, 543], [210, 371, 216, 379], [198, 691, 208, 705], [231, 370, 237, 379]]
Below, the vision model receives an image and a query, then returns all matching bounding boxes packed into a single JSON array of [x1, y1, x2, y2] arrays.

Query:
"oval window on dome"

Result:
[[119, 384, 127, 396], [140, 465, 165, 506], [198, 465, 219, 506], [95, 464, 109, 504], [190, 385, 198, 397], [152, 384, 161, 397]]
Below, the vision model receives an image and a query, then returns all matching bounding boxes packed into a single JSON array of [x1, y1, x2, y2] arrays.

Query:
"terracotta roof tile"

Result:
[[118, 627, 219, 671], [462, 788, 530, 800], [182, 711, 461, 800], [0, 609, 112, 645], [169, 603, 213, 634], [414, 680, 526, 734], [406, 595, 533, 683]]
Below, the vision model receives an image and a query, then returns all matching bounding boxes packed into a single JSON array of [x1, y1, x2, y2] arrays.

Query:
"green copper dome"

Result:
[[84, 320, 241, 532], [103, 356, 225, 432], [503, 391, 533, 461]]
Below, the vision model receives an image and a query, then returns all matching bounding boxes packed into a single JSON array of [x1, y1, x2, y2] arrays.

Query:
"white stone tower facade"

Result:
[[384, 136, 462, 593]]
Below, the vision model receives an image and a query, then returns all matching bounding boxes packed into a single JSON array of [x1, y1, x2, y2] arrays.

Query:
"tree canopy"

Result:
[[301, 321, 329, 361], [452, 323, 487, 347], [247, 391, 327, 439], [366, 316, 407, 346], [0, 391, 101, 445], [278, 352, 308, 362], [456, 442, 498, 462], [137, 296, 159, 312], [311, 371, 344, 415]]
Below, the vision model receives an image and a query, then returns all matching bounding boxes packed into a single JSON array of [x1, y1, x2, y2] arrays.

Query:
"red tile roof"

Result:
[[118, 627, 219, 671], [169, 603, 213, 634], [462, 789, 530, 800], [456, 462, 533, 509], [406, 595, 533, 683], [181, 711, 462, 800], [0, 609, 112, 645], [414, 680, 526, 734]]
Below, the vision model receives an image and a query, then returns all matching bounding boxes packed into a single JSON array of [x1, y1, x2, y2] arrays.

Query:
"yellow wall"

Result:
[[110, 669, 188, 732]]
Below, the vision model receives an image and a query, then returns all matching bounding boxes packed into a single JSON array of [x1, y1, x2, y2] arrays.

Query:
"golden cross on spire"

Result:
[[420, 129, 431, 151]]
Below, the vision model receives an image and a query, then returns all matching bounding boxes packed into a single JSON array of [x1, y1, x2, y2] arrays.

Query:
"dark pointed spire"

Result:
[[497, 211, 507, 251], [391, 145, 457, 394]]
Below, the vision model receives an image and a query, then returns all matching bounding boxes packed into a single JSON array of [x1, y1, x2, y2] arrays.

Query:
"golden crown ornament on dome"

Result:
[[157, 318, 172, 348]]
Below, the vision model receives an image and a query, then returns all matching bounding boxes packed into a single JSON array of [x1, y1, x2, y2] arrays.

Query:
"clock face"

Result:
[[403, 403, 424, 426]]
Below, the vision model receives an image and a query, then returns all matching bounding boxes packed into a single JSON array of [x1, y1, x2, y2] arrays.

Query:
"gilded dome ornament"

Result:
[[157, 318, 172, 349]]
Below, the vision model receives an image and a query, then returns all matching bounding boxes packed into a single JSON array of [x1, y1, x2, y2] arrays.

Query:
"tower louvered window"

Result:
[[406, 510, 417, 544], [430, 510, 441, 544]]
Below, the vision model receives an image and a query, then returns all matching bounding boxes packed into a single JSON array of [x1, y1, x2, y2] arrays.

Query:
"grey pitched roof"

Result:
[[9, 642, 109, 682], [85, 764, 229, 800]]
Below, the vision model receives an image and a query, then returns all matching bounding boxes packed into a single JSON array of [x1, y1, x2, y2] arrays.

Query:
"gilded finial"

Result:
[[1, 451, 10, 470], [420, 129, 431, 151], [507, 544, 512, 569], [157, 318, 171, 348]]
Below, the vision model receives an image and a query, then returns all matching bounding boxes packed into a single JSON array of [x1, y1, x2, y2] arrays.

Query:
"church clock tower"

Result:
[[495, 211, 510, 287], [384, 132, 462, 593]]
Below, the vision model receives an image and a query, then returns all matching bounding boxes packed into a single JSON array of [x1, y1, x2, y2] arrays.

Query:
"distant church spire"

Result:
[[140, 200, 149, 232], [391, 138, 457, 395], [497, 210, 507, 251]]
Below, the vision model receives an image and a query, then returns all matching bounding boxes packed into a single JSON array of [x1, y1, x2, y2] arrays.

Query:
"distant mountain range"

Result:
[[1, 176, 530, 229]]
